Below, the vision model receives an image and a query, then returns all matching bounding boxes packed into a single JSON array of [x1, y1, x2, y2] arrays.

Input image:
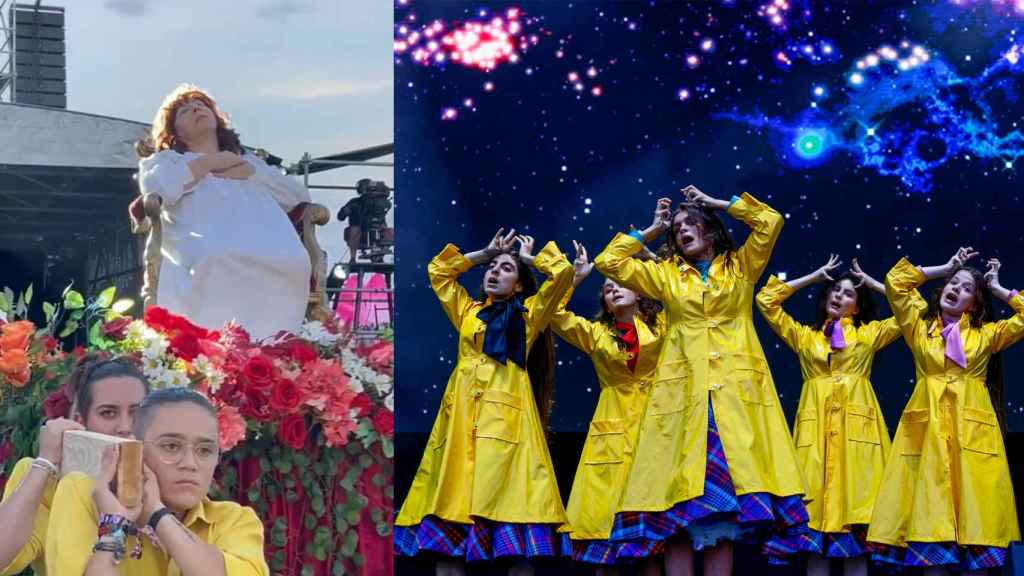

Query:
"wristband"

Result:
[[31, 457, 58, 478], [147, 507, 174, 531]]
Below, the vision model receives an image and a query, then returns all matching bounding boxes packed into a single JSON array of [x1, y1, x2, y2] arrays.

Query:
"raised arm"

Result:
[[725, 192, 784, 281], [884, 257, 932, 340], [755, 275, 810, 351], [522, 239, 575, 338], [550, 241, 601, 354], [981, 258, 1024, 353]]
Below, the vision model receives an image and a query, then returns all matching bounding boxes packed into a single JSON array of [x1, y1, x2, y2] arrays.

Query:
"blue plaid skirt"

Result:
[[869, 541, 1007, 571], [609, 404, 812, 557], [559, 533, 664, 564], [394, 516, 559, 561]]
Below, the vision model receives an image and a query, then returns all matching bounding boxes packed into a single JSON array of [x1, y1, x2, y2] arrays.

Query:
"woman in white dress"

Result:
[[136, 84, 311, 340]]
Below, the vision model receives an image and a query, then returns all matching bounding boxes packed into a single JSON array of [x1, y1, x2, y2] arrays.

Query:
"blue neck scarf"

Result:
[[476, 296, 528, 367]]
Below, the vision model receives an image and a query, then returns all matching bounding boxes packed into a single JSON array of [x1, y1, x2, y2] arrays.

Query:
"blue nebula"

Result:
[[720, 43, 1024, 192]]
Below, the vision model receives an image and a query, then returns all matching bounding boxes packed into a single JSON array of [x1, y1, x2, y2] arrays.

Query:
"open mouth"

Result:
[[485, 278, 499, 289], [944, 293, 958, 305], [680, 233, 695, 247], [828, 301, 841, 312], [611, 293, 624, 303]]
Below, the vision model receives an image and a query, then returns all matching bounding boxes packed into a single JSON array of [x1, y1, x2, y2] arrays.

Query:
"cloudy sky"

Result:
[[61, 0, 393, 263]]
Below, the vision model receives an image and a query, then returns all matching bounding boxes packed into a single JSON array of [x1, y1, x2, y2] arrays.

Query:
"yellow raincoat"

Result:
[[595, 193, 804, 513], [395, 241, 573, 527], [756, 276, 908, 533], [551, 297, 667, 541], [867, 258, 1023, 548]]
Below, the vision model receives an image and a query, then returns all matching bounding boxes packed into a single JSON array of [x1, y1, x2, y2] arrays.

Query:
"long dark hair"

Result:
[[924, 266, 1005, 431], [813, 272, 878, 331], [594, 283, 663, 349], [477, 252, 556, 428], [656, 204, 736, 267]]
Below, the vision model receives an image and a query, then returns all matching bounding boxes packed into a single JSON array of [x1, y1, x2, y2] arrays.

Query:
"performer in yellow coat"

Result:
[[867, 249, 1023, 573], [394, 229, 574, 574], [756, 255, 913, 576], [552, 241, 667, 575], [595, 187, 808, 576]]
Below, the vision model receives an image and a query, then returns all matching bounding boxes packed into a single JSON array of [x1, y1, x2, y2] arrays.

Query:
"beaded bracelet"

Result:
[[96, 514, 143, 562]]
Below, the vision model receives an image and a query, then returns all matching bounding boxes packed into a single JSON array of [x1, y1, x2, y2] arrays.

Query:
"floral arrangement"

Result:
[[0, 285, 394, 575]]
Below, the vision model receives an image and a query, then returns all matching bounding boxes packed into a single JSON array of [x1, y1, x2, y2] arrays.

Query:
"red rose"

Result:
[[241, 354, 276, 390], [269, 378, 304, 414], [169, 332, 201, 362], [350, 393, 372, 417], [372, 410, 394, 438], [102, 317, 133, 341], [43, 336, 58, 352], [277, 414, 308, 450], [43, 389, 71, 419], [144, 306, 173, 332], [72, 346, 86, 360], [287, 341, 318, 365], [239, 387, 271, 421]]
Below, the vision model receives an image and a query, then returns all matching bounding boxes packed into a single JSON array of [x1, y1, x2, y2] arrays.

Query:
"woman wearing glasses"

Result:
[[135, 84, 311, 339], [46, 388, 269, 576]]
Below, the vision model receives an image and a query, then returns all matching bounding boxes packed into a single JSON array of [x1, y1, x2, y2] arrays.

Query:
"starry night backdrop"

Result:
[[395, 0, 1024, 437]]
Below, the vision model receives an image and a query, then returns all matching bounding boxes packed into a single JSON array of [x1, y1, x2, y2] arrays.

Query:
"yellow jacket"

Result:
[[551, 299, 667, 540], [868, 258, 1024, 548], [395, 241, 573, 526], [756, 276, 904, 533], [595, 192, 804, 512], [46, 472, 269, 576], [0, 458, 53, 575]]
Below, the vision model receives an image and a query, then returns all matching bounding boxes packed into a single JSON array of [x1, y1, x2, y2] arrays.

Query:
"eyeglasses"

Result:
[[145, 439, 220, 466]]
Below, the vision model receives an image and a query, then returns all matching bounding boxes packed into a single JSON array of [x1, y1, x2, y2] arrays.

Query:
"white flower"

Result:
[[206, 370, 225, 393], [125, 320, 147, 344], [299, 321, 340, 346], [156, 369, 188, 389], [192, 355, 213, 375]]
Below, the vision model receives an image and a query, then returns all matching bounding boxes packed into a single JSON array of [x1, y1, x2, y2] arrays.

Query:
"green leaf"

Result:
[[42, 301, 56, 323], [0, 291, 9, 314], [372, 473, 385, 487], [382, 438, 393, 459], [111, 298, 135, 314], [64, 290, 85, 310], [304, 513, 318, 531], [302, 565, 315, 576], [352, 553, 365, 567], [24, 284, 32, 306], [247, 487, 261, 502], [88, 320, 103, 347], [62, 283, 73, 298], [69, 309, 84, 322], [341, 530, 358, 557], [95, 286, 116, 309], [59, 320, 79, 338]]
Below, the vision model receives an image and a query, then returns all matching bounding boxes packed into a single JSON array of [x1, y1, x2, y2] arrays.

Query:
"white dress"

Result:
[[138, 150, 311, 340]]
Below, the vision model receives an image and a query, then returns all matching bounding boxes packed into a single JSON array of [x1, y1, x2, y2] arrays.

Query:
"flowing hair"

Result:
[[135, 83, 243, 158]]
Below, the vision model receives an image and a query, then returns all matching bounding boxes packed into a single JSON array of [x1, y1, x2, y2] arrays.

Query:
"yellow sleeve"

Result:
[[0, 458, 50, 575], [523, 241, 574, 338], [550, 287, 601, 355], [427, 244, 477, 330], [983, 292, 1024, 353], [884, 257, 929, 342], [45, 473, 98, 576], [754, 275, 808, 351], [593, 233, 669, 301], [210, 503, 270, 576], [727, 192, 784, 281]]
